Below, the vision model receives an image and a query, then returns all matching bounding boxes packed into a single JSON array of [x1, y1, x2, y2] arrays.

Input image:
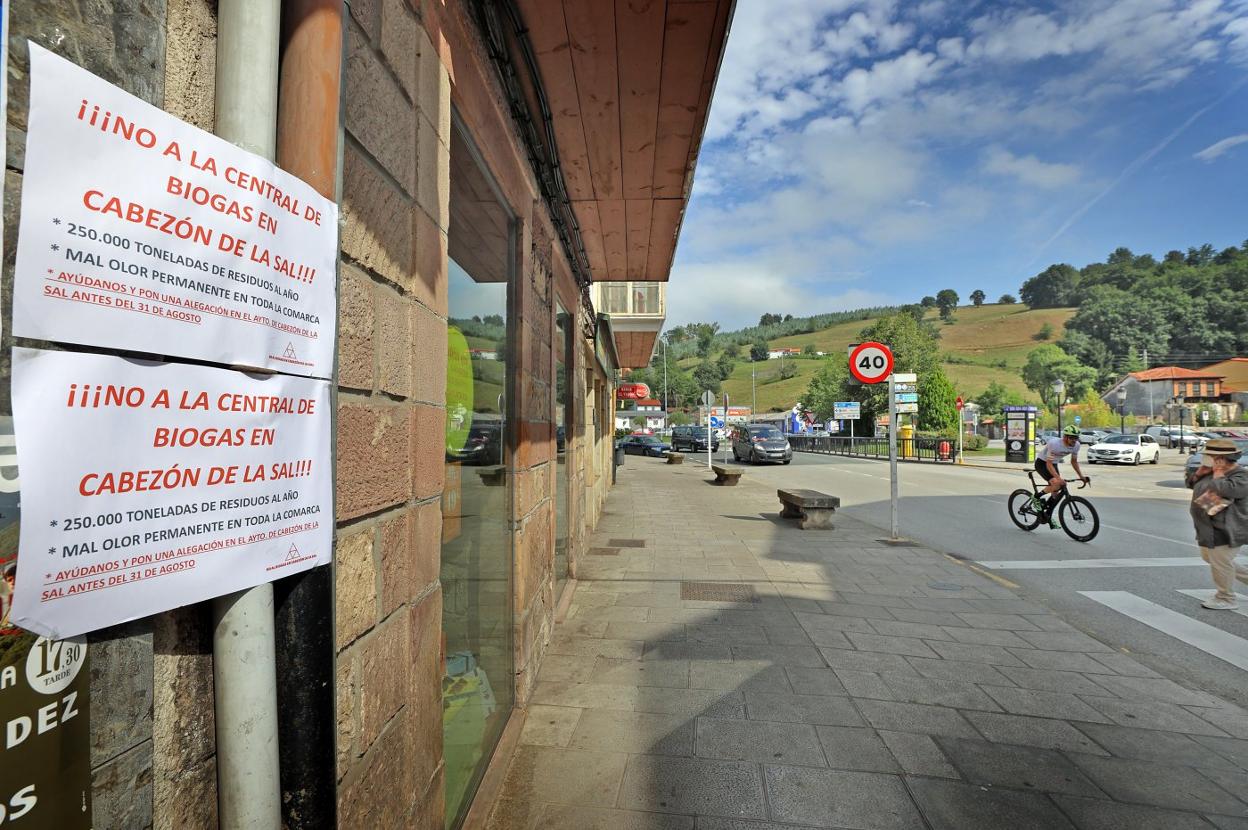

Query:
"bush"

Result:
[[777, 360, 798, 380], [1034, 322, 1054, 341], [963, 433, 988, 451]]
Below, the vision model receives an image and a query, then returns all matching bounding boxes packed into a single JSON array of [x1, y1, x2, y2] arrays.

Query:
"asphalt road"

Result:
[[710, 447, 1248, 706]]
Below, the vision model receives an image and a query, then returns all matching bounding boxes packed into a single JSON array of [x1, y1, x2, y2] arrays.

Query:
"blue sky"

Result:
[[667, 0, 1248, 330]]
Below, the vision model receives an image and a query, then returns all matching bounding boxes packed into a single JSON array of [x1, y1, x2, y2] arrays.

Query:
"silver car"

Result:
[[732, 424, 793, 465]]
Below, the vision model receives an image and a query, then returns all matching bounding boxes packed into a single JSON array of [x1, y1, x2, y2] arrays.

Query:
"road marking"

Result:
[[1176, 589, 1248, 618], [1080, 591, 1248, 672], [978, 557, 1204, 570]]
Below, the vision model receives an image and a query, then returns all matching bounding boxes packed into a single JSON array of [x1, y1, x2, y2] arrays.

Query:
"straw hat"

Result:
[[1204, 438, 1242, 456]]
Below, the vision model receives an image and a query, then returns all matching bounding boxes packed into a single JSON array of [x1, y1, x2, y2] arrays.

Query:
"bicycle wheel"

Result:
[[1008, 489, 1042, 531], [1059, 496, 1100, 542]]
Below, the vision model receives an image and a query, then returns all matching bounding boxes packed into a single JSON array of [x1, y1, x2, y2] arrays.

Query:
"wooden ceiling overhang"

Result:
[[515, 0, 734, 285]]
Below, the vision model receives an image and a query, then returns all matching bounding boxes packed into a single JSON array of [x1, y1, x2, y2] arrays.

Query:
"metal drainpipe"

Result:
[[212, 1, 283, 828], [273, 1, 344, 826]]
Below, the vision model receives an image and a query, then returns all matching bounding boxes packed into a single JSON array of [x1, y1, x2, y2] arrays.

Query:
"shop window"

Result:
[[554, 304, 571, 597]]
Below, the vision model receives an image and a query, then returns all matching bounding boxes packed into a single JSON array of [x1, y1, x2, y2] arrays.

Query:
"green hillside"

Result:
[[715, 304, 1075, 413]]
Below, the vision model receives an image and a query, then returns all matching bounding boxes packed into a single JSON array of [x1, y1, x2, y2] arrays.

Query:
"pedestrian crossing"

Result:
[[1081, 590, 1248, 672]]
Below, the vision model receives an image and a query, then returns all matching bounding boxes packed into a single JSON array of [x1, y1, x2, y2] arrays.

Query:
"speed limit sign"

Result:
[[848, 341, 894, 384]]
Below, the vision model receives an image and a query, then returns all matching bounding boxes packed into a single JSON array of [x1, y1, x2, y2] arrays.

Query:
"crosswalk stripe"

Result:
[[1080, 591, 1248, 672], [978, 557, 1204, 570], [1176, 589, 1248, 618]]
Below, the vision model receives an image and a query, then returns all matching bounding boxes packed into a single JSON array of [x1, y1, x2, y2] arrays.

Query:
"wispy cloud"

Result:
[[983, 147, 1080, 189], [1195, 132, 1248, 161]]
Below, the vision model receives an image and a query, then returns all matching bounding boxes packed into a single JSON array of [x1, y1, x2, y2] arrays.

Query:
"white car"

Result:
[[1086, 433, 1161, 465]]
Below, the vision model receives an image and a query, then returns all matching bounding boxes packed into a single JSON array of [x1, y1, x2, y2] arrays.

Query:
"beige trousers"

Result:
[[1200, 546, 1248, 602]]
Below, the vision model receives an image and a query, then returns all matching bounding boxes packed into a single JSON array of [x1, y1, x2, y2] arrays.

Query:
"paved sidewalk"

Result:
[[485, 455, 1248, 830]]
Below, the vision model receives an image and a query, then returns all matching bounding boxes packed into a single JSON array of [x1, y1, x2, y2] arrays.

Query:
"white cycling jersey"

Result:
[[1037, 437, 1077, 464]]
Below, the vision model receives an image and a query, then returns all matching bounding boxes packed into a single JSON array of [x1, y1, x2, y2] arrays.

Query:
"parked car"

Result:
[[1185, 438, 1248, 478], [731, 423, 793, 465], [1143, 425, 1206, 448], [1034, 429, 1060, 446], [448, 422, 503, 465], [616, 434, 670, 457], [1078, 428, 1110, 446], [1086, 433, 1162, 465], [670, 424, 720, 453]]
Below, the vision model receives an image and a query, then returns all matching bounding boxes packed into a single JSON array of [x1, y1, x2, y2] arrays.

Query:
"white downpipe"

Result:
[[212, 1, 282, 828]]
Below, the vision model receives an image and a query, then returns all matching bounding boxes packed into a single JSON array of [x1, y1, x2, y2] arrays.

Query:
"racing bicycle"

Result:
[[1007, 470, 1100, 542]]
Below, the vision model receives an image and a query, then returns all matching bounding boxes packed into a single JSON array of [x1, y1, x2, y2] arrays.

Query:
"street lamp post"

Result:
[[1053, 379, 1066, 432], [662, 338, 668, 413], [1175, 394, 1186, 455], [1116, 386, 1127, 434], [752, 364, 757, 417]]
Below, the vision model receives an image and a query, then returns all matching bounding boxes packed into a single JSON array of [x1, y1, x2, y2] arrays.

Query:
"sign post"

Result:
[[848, 343, 901, 538], [955, 396, 964, 463], [888, 374, 899, 539], [702, 390, 714, 469]]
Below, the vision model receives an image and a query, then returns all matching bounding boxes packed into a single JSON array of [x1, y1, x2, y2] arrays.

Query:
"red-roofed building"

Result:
[[1201, 358, 1248, 393], [1103, 366, 1235, 422]]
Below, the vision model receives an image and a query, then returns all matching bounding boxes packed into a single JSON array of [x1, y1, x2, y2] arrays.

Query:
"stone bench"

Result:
[[667, 452, 685, 465], [711, 464, 742, 486], [778, 488, 840, 530]]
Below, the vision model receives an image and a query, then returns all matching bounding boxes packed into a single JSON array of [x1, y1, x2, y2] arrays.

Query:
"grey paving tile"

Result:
[[818, 601, 898, 620], [819, 647, 921, 675], [591, 658, 690, 689], [940, 626, 1032, 648], [935, 737, 1106, 797], [1087, 652, 1163, 677], [632, 687, 746, 719], [644, 641, 732, 662], [537, 654, 599, 684], [1207, 816, 1248, 830], [500, 746, 628, 807], [784, 666, 848, 697], [687, 625, 770, 645], [816, 725, 901, 773], [982, 686, 1112, 723], [878, 674, 1002, 711], [1010, 648, 1109, 673], [908, 776, 1076, 830], [844, 632, 940, 659], [695, 717, 826, 766], [855, 699, 979, 738], [485, 797, 540, 830], [568, 709, 694, 756], [745, 691, 865, 727], [834, 669, 894, 700], [604, 621, 687, 642], [795, 610, 877, 635], [963, 710, 1109, 755], [530, 804, 694, 830], [1089, 675, 1226, 708], [689, 660, 792, 693], [1017, 630, 1113, 652], [955, 612, 1042, 631], [964, 598, 1050, 614], [888, 608, 967, 627], [995, 666, 1113, 696], [878, 730, 959, 778], [1077, 722, 1239, 769], [763, 625, 816, 646], [1081, 697, 1231, 736], [1051, 795, 1211, 830], [572, 605, 650, 622], [904, 597, 978, 612], [836, 592, 916, 609], [763, 765, 925, 829], [868, 620, 954, 641], [1187, 705, 1248, 739], [904, 657, 1016, 686], [519, 705, 583, 748], [730, 643, 827, 667], [697, 820, 813, 830], [1069, 753, 1246, 814], [927, 641, 1026, 666], [1194, 734, 1248, 770], [562, 619, 612, 638], [532, 682, 638, 712], [617, 755, 766, 819], [1195, 764, 1248, 804], [550, 636, 645, 660]]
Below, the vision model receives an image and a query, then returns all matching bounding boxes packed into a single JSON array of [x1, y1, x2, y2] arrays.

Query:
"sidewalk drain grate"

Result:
[[680, 582, 757, 602], [609, 539, 646, 548], [590, 548, 620, 556]]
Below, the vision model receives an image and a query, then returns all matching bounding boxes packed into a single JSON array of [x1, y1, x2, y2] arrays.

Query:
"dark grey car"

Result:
[[732, 424, 793, 465]]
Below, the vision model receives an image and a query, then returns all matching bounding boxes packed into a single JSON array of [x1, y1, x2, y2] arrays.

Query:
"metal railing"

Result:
[[787, 435, 958, 463]]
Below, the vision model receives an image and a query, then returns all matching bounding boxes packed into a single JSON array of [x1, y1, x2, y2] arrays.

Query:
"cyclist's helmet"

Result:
[[1062, 425, 1080, 437]]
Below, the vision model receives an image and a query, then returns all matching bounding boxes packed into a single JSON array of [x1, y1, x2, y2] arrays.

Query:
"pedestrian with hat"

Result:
[[1186, 438, 1248, 610]]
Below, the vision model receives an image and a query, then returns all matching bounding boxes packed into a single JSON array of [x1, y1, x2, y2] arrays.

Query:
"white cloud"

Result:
[[838, 49, 945, 113], [983, 147, 1080, 188], [1195, 133, 1248, 161]]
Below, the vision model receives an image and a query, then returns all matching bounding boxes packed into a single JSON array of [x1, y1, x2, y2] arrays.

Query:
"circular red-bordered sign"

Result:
[[956, 396, 964, 411], [848, 341, 894, 384]]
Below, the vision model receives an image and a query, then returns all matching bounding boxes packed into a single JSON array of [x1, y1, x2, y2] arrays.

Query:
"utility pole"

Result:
[[751, 364, 757, 416], [662, 338, 668, 413]]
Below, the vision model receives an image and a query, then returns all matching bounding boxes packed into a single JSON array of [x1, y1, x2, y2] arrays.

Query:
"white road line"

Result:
[[1080, 591, 1248, 672], [978, 557, 1204, 570], [1177, 589, 1248, 618]]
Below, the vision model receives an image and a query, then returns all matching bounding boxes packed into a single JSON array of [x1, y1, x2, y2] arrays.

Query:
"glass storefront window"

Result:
[[554, 305, 570, 597], [443, 118, 515, 829]]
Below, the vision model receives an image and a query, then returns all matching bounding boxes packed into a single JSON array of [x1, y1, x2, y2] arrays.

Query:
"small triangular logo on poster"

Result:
[[286, 543, 300, 561], [284, 342, 297, 358]]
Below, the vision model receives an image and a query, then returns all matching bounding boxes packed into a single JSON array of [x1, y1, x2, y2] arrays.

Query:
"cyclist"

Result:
[[1033, 425, 1089, 528]]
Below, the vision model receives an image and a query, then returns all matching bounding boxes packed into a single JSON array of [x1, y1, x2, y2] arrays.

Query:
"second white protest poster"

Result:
[[10, 348, 332, 639]]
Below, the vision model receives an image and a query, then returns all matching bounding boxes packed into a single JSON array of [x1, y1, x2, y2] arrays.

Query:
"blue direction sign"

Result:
[[709, 416, 724, 428], [894, 393, 919, 403]]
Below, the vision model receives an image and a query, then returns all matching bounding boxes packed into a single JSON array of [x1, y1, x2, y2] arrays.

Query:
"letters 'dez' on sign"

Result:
[[848, 342, 894, 385]]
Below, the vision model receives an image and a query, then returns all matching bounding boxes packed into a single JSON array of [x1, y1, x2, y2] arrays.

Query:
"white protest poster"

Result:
[[10, 347, 332, 639], [13, 43, 337, 378]]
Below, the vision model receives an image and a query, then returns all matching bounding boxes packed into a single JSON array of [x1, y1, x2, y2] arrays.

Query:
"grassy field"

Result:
[[714, 304, 1075, 413]]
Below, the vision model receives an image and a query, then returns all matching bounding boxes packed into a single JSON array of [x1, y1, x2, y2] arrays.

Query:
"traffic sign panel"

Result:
[[894, 393, 919, 403], [833, 402, 861, 419], [892, 372, 917, 383], [709, 416, 724, 428], [896, 403, 919, 414], [702, 390, 714, 407], [848, 342, 894, 384], [893, 383, 916, 392]]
